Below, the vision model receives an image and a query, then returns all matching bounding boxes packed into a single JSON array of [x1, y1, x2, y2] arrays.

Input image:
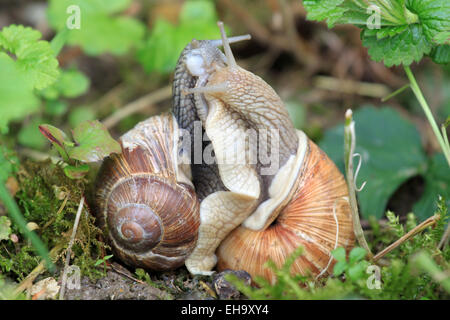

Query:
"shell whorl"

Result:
[[216, 139, 355, 283], [94, 114, 200, 270]]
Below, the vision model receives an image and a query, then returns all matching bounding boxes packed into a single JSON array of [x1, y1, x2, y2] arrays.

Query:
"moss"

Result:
[[0, 159, 108, 281]]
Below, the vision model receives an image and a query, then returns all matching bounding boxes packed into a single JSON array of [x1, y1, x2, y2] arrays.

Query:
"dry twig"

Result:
[[102, 85, 172, 129]]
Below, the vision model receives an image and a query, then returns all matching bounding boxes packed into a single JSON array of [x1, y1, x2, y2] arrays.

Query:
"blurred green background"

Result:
[[0, 0, 448, 223]]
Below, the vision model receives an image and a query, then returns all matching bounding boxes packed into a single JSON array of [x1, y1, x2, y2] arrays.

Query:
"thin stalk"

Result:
[[59, 196, 85, 300], [381, 83, 410, 102], [373, 214, 440, 262], [344, 109, 373, 258], [404, 66, 450, 166], [438, 223, 450, 250]]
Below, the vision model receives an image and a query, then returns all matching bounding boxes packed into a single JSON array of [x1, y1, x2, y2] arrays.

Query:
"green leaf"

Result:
[[68, 120, 121, 162], [137, 0, 222, 73], [0, 53, 40, 133], [303, 0, 450, 66], [362, 24, 432, 67], [69, 106, 96, 127], [433, 31, 450, 45], [18, 118, 48, 150], [333, 261, 347, 277], [47, 0, 145, 56], [429, 45, 450, 65], [38, 124, 72, 161], [413, 154, 450, 220], [349, 247, 367, 264], [39, 124, 71, 147], [0, 24, 59, 90], [63, 164, 90, 179], [44, 100, 68, 116], [331, 247, 346, 262], [41, 69, 90, 99], [303, 0, 349, 28], [319, 106, 426, 219], [347, 262, 366, 282], [0, 216, 12, 241]]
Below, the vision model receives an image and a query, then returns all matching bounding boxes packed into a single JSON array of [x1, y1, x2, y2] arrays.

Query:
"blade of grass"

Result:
[[404, 66, 450, 166], [344, 109, 373, 258], [0, 182, 54, 272]]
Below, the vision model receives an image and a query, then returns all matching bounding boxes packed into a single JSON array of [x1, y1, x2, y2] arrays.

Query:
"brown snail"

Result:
[[94, 22, 355, 283], [94, 115, 200, 270]]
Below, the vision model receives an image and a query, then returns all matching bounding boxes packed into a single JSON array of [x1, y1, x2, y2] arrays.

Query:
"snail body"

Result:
[[94, 22, 355, 282], [174, 23, 354, 278]]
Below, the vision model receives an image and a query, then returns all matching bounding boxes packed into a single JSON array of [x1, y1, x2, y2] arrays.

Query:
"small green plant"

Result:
[[38, 120, 121, 179], [303, 0, 450, 166], [226, 197, 449, 300], [332, 247, 369, 281], [94, 254, 113, 275]]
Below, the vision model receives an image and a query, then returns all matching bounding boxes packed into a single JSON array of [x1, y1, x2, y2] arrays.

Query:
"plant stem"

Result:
[[59, 196, 85, 300], [404, 66, 450, 166], [373, 214, 440, 262], [344, 109, 373, 258]]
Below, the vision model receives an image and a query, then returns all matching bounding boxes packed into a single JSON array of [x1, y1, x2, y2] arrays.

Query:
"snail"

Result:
[[94, 114, 200, 270], [94, 22, 355, 283]]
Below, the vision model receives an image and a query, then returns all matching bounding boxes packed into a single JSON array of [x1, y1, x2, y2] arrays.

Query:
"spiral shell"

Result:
[[216, 139, 355, 283], [94, 114, 200, 270]]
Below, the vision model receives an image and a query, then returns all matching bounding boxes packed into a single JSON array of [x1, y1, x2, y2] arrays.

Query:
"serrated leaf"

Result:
[[0, 25, 59, 90], [331, 247, 346, 262], [0, 216, 12, 241], [47, 0, 145, 56], [303, 0, 349, 28], [137, 0, 222, 73], [0, 53, 40, 133], [429, 45, 450, 65], [349, 247, 367, 264], [362, 24, 432, 67], [303, 0, 450, 66], [68, 120, 121, 162], [319, 106, 426, 219], [433, 31, 450, 45], [413, 154, 450, 221]]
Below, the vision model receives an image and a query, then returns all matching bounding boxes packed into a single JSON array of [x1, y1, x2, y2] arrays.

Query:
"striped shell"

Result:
[[94, 114, 200, 270], [216, 139, 355, 283]]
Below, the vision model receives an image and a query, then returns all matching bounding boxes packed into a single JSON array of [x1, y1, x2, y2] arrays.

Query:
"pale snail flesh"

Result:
[[172, 22, 355, 281]]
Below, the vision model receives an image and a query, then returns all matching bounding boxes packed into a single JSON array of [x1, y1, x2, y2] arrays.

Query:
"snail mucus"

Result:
[[94, 22, 355, 283]]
